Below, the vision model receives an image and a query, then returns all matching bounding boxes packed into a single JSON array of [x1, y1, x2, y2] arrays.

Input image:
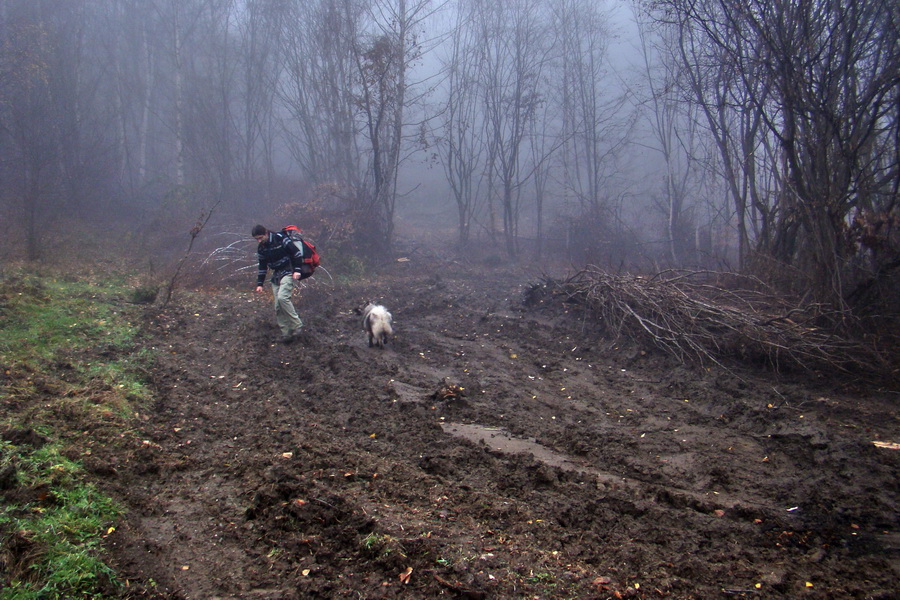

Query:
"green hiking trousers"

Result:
[[272, 276, 303, 336]]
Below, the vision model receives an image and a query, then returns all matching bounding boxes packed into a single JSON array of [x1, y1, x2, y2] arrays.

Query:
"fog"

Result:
[[0, 0, 896, 307]]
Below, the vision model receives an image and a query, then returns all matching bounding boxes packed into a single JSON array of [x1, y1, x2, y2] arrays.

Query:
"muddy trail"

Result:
[[99, 259, 899, 600]]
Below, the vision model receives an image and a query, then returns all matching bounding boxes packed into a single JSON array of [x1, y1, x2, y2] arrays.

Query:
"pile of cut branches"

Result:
[[536, 267, 889, 377]]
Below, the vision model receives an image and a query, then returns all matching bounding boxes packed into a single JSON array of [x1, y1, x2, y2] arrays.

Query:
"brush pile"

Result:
[[533, 267, 890, 378]]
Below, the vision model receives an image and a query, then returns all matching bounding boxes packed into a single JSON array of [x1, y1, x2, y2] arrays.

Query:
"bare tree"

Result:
[[528, 98, 561, 258], [554, 0, 632, 263], [235, 0, 282, 196], [0, 0, 117, 256], [354, 31, 405, 247], [354, 0, 438, 249], [434, 0, 487, 244], [656, 0, 900, 308], [1, 7, 56, 259], [277, 0, 365, 197], [103, 0, 154, 193], [633, 10, 707, 265], [472, 0, 555, 258]]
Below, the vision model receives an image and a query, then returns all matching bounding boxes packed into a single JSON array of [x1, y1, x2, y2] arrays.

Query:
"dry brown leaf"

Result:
[[873, 441, 900, 450], [399, 567, 413, 584]]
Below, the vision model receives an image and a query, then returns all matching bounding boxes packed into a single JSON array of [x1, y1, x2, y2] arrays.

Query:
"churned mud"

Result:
[[94, 257, 897, 599]]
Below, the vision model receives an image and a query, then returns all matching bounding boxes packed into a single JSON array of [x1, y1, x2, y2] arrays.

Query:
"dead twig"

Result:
[[162, 200, 221, 306], [539, 267, 889, 378]]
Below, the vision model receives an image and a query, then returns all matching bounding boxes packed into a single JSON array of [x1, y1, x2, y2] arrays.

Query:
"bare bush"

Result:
[[534, 267, 893, 380]]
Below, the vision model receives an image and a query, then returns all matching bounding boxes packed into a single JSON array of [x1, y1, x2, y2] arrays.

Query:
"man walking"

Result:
[[253, 224, 304, 343]]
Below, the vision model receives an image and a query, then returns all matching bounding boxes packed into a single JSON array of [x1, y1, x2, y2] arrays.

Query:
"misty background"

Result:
[[0, 0, 897, 312]]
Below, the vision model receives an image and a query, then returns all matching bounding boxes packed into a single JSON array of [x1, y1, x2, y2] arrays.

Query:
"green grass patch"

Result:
[[0, 269, 153, 599], [0, 441, 122, 599], [0, 274, 142, 368]]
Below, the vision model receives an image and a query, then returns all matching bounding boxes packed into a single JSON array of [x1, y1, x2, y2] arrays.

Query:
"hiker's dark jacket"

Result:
[[256, 231, 304, 286]]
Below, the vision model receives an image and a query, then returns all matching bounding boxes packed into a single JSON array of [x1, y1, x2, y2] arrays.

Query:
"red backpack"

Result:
[[282, 225, 320, 279]]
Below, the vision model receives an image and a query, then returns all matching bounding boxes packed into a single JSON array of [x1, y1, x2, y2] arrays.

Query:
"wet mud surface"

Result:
[[98, 260, 898, 599]]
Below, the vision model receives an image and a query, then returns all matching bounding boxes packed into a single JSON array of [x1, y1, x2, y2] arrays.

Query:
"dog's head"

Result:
[[355, 302, 376, 316]]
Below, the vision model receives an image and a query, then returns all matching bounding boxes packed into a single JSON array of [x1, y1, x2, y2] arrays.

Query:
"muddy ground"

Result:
[[93, 255, 897, 600]]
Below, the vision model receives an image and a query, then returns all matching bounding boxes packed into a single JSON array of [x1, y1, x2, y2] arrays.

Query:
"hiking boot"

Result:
[[278, 333, 295, 344], [290, 328, 304, 341]]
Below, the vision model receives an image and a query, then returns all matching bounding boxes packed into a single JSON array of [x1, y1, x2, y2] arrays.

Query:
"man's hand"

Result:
[[255, 286, 264, 293], [292, 272, 301, 281]]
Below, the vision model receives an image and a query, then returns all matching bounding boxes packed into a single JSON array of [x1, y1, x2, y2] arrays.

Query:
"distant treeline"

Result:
[[0, 0, 896, 314]]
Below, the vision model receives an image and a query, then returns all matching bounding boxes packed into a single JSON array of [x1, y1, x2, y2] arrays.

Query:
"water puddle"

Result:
[[442, 422, 785, 521], [440, 422, 610, 478], [390, 380, 429, 403]]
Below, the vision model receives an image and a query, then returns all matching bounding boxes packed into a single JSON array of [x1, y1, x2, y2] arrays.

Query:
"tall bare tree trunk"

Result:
[[172, 2, 185, 187]]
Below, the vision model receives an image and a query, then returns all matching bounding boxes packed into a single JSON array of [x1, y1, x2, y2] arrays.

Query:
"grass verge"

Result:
[[0, 269, 152, 599]]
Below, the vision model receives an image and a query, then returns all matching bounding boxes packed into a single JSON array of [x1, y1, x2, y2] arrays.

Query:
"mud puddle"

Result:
[[441, 421, 618, 478]]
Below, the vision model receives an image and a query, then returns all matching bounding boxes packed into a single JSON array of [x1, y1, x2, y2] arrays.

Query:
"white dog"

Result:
[[362, 303, 393, 348]]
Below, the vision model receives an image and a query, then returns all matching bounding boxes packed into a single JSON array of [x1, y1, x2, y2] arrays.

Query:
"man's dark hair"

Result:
[[251, 224, 267, 237]]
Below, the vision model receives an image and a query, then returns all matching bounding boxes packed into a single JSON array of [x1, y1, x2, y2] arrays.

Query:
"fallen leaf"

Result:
[[282, 452, 293, 459], [302, 569, 311, 577], [805, 582, 814, 587], [181, 565, 190, 571], [713, 509, 726, 517], [873, 441, 900, 450], [399, 567, 413, 584]]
